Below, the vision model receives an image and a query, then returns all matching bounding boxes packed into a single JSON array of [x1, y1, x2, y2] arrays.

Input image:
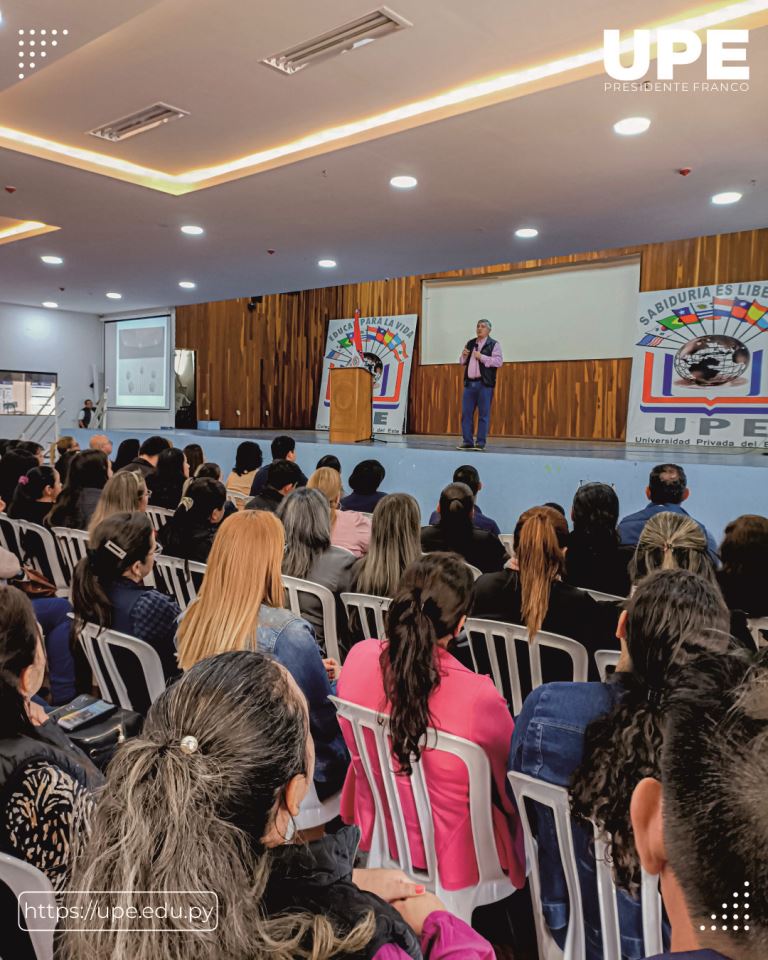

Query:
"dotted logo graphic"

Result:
[[699, 881, 750, 933], [17, 27, 69, 80]]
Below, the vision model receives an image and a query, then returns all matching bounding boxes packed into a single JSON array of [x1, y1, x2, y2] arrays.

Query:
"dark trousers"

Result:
[[461, 380, 494, 447]]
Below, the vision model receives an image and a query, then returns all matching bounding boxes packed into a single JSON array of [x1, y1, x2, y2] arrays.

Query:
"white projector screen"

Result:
[[421, 258, 641, 364], [105, 315, 171, 409]]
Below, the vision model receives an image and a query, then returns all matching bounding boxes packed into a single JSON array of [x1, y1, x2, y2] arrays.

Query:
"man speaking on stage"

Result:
[[458, 319, 503, 450]]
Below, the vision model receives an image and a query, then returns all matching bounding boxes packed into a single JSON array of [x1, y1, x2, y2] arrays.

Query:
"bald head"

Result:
[[89, 434, 113, 456]]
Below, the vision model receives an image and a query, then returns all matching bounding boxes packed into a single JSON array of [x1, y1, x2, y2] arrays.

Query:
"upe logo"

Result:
[[603, 29, 749, 81]]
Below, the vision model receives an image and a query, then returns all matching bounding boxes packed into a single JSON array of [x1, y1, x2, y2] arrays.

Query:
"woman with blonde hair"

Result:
[[308, 466, 371, 558], [177, 509, 348, 799], [473, 506, 618, 682], [88, 469, 149, 535], [629, 510, 717, 584]]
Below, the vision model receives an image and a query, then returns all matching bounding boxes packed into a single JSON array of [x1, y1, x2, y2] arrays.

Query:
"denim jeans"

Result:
[[461, 380, 494, 446]]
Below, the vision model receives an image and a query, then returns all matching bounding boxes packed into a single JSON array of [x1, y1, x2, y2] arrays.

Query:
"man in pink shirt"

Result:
[[458, 319, 503, 450]]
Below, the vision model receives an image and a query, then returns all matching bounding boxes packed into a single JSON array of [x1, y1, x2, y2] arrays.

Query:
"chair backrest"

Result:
[[0, 513, 21, 558], [226, 489, 251, 507], [0, 851, 56, 960], [509, 771, 663, 960], [498, 534, 515, 557], [146, 505, 174, 531], [283, 575, 340, 662], [466, 562, 483, 580], [463, 617, 589, 715], [76, 621, 167, 711], [341, 591, 392, 640], [594, 649, 621, 683], [294, 782, 342, 832], [748, 616, 768, 649], [331, 696, 510, 903], [51, 526, 90, 584], [578, 587, 624, 603], [153, 554, 207, 611], [14, 519, 68, 592]]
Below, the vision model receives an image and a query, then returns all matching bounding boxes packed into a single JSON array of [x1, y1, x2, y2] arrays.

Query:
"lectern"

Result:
[[329, 367, 372, 444]]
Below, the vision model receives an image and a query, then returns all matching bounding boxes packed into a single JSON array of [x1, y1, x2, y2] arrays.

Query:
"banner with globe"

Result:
[[315, 314, 417, 435], [626, 280, 768, 449]]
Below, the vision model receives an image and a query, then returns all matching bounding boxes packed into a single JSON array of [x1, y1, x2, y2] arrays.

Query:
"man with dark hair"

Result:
[[428, 464, 500, 535], [249, 435, 307, 497], [116, 435, 171, 479], [340, 459, 387, 513], [246, 459, 303, 513], [77, 398, 95, 429], [316, 454, 341, 473], [618, 463, 718, 560], [631, 647, 767, 959]]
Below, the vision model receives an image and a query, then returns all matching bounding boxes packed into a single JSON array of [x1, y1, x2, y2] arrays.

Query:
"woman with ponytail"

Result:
[[62, 651, 494, 960], [8, 465, 61, 525], [565, 482, 632, 596], [421, 482, 507, 574], [158, 477, 226, 562], [510, 569, 732, 959], [72, 512, 180, 711], [630, 510, 717, 584], [474, 505, 618, 681], [338, 553, 525, 893]]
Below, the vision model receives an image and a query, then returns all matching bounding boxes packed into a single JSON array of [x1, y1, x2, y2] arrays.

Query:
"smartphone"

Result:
[[57, 699, 116, 732]]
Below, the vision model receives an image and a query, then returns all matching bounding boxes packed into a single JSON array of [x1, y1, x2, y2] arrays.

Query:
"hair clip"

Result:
[[180, 735, 199, 755], [17, 475, 29, 486], [104, 539, 127, 560]]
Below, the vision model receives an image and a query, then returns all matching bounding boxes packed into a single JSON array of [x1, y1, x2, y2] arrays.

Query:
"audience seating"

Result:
[[341, 591, 392, 640], [594, 649, 621, 682], [225, 489, 250, 508], [52, 527, 89, 584], [748, 616, 768, 648], [508, 771, 663, 960], [0, 513, 20, 557], [578, 588, 624, 603], [331, 696, 516, 924], [75, 620, 166, 711], [7, 518, 68, 595], [146, 505, 174, 532], [153, 554, 206, 611], [283, 575, 341, 663], [294, 782, 342, 832], [499, 533, 515, 556], [0, 851, 56, 960], [463, 617, 589, 715]]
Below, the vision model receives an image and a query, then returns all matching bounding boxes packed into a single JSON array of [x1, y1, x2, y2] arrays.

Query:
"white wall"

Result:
[[0, 302, 103, 437]]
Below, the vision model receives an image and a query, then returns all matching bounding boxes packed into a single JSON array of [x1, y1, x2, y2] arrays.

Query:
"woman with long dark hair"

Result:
[[8, 465, 61, 526], [717, 513, 768, 618], [112, 438, 140, 472], [182, 443, 204, 477], [510, 569, 732, 959], [338, 553, 525, 893], [159, 477, 226, 563], [565, 482, 632, 596], [47, 449, 111, 530], [421, 482, 507, 574], [61, 650, 494, 960], [146, 446, 188, 510], [225, 440, 263, 497]]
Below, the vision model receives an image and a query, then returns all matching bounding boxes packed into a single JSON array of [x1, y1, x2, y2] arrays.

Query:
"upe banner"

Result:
[[627, 280, 768, 449], [315, 314, 417, 435]]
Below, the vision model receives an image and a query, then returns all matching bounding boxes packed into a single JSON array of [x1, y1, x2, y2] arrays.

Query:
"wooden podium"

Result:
[[329, 367, 372, 444]]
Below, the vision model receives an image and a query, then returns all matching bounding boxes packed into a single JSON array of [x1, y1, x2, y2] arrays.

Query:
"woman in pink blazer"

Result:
[[337, 552, 525, 892]]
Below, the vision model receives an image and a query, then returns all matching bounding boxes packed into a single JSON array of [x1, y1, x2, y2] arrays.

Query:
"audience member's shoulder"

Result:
[[475, 567, 515, 593], [519, 680, 622, 730], [338, 637, 384, 675]]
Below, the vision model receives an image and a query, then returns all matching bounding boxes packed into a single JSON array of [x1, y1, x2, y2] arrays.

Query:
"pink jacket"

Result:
[[337, 639, 525, 892], [374, 911, 496, 958], [332, 509, 372, 558]]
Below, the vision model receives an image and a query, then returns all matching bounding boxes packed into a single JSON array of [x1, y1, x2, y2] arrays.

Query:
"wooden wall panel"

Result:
[[176, 227, 768, 440]]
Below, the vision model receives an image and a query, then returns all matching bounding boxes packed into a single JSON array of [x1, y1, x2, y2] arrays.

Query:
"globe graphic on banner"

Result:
[[674, 335, 750, 386]]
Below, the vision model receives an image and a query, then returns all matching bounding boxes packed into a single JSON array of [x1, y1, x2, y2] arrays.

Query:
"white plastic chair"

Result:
[[578, 587, 624, 603], [330, 696, 515, 924], [748, 617, 768, 648], [341, 592, 392, 640], [594, 650, 621, 682], [76, 621, 167, 711], [226, 489, 251, 508], [146, 505, 174, 531], [51, 526, 89, 583], [14, 519, 69, 596], [499, 534, 515, 557], [463, 618, 589, 716], [508, 771, 663, 960], [466, 562, 483, 580], [294, 783, 342, 831], [153, 554, 207, 611], [0, 851, 56, 960], [283, 575, 340, 663], [0, 513, 20, 557]]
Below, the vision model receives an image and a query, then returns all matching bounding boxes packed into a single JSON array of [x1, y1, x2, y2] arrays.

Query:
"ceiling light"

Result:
[[390, 175, 417, 189], [318, 259, 337, 268], [711, 191, 742, 205], [178, 280, 196, 289], [613, 117, 651, 136], [40, 255, 63, 264], [106, 291, 122, 300], [180, 224, 204, 235], [515, 227, 539, 238], [42, 301, 58, 309]]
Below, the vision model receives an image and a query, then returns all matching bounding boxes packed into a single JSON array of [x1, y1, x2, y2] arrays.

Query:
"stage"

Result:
[[71, 428, 767, 544]]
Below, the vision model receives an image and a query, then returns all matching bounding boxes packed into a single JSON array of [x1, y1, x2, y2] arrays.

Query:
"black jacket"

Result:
[[249, 460, 308, 497], [116, 457, 155, 479], [564, 535, 633, 598], [421, 524, 508, 574], [159, 519, 218, 563], [462, 336, 499, 388], [245, 487, 284, 513], [264, 825, 421, 959]]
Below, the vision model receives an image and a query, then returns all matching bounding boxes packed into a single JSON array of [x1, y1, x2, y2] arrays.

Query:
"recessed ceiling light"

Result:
[[711, 191, 742, 205], [390, 175, 418, 189], [106, 291, 122, 300], [180, 224, 204, 235], [318, 259, 337, 268], [613, 117, 651, 136], [178, 280, 196, 289], [515, 227, 539, 238], [42, 301, 58, 309], [40, 255, 63, 265]]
